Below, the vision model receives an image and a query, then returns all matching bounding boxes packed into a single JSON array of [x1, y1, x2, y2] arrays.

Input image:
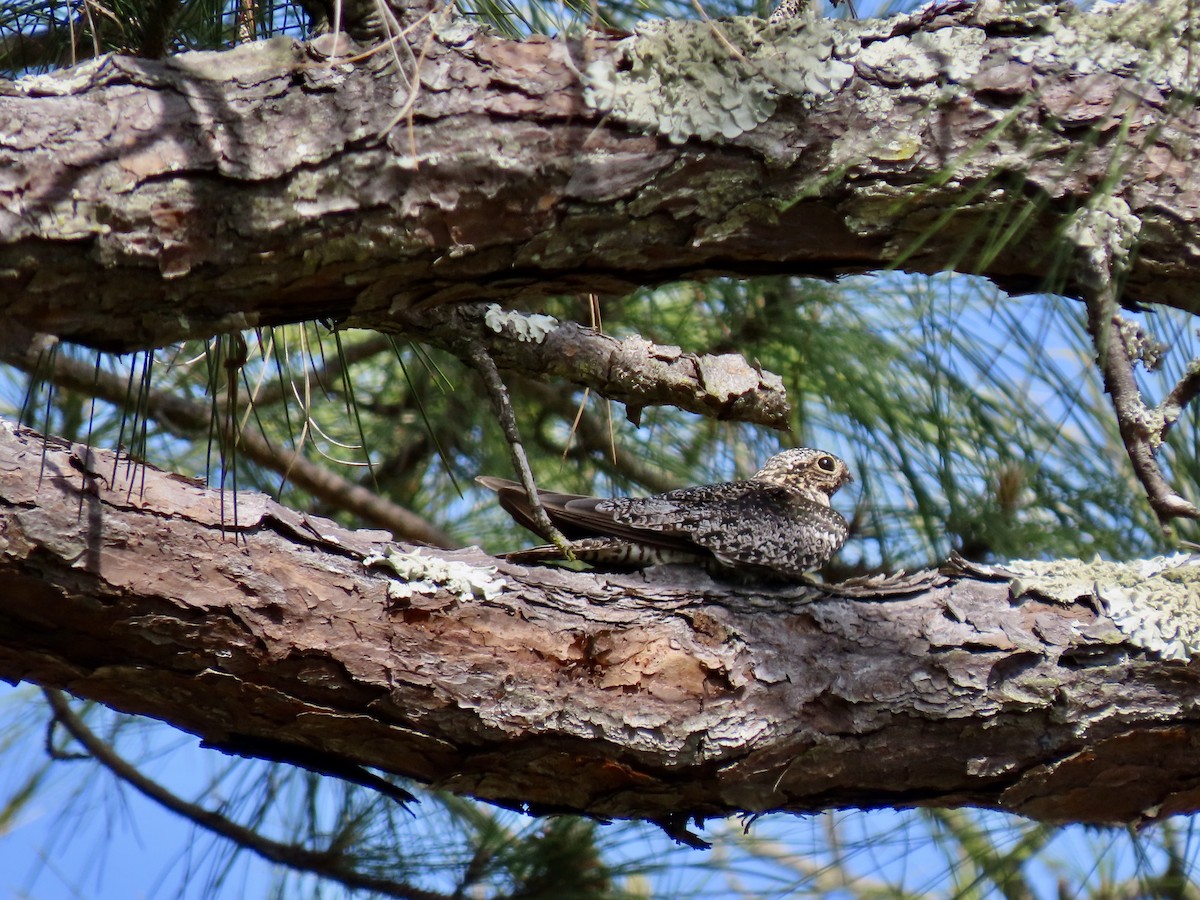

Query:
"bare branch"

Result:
[[44, 689, 448, 900], [1069, 201, 1200, 524], [394, 304, 790, 430]]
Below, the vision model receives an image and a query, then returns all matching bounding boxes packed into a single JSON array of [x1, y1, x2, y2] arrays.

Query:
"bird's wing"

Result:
[[477, 476, 736, 555], [554, 494, 712, 554], [592, 481, 770, 555], [475, 476, 603, 540]]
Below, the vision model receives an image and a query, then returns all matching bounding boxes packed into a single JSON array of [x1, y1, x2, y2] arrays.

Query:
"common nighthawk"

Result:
[[477, 448, 852, 580]]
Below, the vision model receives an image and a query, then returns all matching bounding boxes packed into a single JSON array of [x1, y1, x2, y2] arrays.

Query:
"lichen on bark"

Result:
[[583, 17, 857, 144], [1008, 555, 1200, 661]]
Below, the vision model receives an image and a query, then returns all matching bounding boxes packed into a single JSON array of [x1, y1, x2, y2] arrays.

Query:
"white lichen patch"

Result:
[[582, 1, 1196, 148], [483, 305, 559, 343], [1008, 555, 1200, 661], [999, 0, 1194, 91], [856, 27, 985, 85], [584, 17, 857, 144], [1062, 196, 1141, 275], [366, 547, 507, 603], [1053, 0, 1194, 85]]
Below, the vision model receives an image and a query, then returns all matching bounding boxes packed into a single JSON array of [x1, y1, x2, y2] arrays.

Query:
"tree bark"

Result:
[[2, 0, 1198, 356], [4, 421, 1200, 830]]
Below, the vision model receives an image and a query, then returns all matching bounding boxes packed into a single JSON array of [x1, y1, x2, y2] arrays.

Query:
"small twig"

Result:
[[465, 340, 575, 559], [1070, 202, 1200, 526], [42, 689, 447, 900], [652, 812, 711, 850], [1162, 357, 1200, 436]]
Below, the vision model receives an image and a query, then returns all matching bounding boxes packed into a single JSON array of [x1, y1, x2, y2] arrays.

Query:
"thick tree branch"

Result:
[[2, 1, 1199, 356], [5, 422, 1200, 829]]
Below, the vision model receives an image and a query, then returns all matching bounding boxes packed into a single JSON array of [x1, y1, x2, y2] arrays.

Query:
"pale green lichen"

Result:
[[581, 2, 1190, 153], [1008, 555, 1200, 661], [365, 547, 507, 603], [1062, 196, 1141, 273], [584, 17, 858, 144], [996, 0, 1195, 92], [1061, 195, 1145, 402], [1053, 0, 1192, 85], [856, 27, 985, 85], [826, 22, 992, 172], [483, 305, 559, 343]]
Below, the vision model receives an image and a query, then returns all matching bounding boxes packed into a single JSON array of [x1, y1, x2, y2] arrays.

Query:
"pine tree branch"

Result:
[[1070, 201, 1200, 525], [4, 2, 1199, 352], [394, 303, 791, 430], [5, 423, 1200, 830]]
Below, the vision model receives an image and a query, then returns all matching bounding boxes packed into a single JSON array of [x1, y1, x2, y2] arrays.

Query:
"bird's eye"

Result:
[[817, 456, 836, 472]]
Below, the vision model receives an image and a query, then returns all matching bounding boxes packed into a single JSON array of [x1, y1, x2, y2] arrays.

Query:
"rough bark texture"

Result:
[[5, 422, 1200, 829], [1, 0, 1197, 356]]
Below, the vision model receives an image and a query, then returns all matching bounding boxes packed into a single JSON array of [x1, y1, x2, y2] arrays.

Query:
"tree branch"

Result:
[[0, 338, 458, 546], [395, 304, 791, 430], [44, 689, 446, 900], [4, 2, 1200, 353], [1069, 201, 1200, 524], [1161, 358, 1200, 439], [5, 422, 1200, 829]]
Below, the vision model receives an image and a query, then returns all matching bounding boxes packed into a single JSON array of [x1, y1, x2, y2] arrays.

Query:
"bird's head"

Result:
[[753, 448, 853, 505]]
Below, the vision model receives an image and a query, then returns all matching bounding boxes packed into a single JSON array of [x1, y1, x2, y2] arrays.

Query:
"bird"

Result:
[[768, 0, 855, 24], [477, 448, 852, 581]]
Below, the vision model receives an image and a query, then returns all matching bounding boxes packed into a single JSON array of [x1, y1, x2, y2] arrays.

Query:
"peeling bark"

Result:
[[2, 0, 1199, 358], [4, 421, 1200, 828]]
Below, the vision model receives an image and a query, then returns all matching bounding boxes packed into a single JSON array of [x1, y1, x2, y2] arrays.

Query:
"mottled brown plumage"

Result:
[[478, 448, 852, 581]]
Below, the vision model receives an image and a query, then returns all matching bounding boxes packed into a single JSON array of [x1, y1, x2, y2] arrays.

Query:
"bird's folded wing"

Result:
[[475, 476, 599, 540], [476, 476, 713, 554]]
